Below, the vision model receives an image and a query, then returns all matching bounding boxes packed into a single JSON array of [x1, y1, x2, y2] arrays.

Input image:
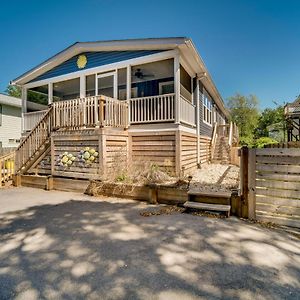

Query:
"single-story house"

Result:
[[10, 37, 237, 178]]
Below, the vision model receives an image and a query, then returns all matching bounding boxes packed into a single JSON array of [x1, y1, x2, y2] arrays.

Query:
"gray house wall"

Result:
[[198, 80, 226, 137], [0, 104, 21, 149]]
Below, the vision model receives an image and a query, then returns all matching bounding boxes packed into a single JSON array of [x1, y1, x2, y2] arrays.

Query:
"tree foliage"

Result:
[[255, 105, 285, 141], [226, 94, 259, 146], [6, 85, 21, 98]]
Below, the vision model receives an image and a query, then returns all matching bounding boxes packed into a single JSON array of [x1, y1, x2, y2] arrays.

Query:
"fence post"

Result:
[[248, 148, 256, 220], [240, 146, 249, 218]]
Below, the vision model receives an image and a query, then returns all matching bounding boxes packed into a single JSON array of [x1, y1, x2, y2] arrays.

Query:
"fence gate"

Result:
[[240, 147, 300, 228]]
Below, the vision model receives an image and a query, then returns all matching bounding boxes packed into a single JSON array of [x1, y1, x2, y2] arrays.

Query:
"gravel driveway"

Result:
[[0, 187, 299, 299]]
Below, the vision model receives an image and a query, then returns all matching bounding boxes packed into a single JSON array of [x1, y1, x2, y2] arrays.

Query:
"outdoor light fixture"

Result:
[[197, 72, 207, 80]]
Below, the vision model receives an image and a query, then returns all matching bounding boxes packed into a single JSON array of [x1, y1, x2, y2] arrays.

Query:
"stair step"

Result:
[[188, 191, 232, 198], [183, 201, 231, 217]]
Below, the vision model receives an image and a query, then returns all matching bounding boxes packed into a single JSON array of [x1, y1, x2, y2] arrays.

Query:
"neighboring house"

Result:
[[11, 37, 237, 178], [285, 97, 300, 142], [0, 94, 22, 154]]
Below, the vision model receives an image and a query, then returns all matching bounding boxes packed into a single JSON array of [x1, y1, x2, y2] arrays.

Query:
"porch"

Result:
[[23, 93, 195, 132]]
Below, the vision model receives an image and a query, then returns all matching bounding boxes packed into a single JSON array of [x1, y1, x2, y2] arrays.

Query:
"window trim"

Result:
[[159, 81, 174, 95], [202, 93, 213, 127]]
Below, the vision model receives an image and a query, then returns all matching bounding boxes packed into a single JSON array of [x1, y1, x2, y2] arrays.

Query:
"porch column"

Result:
[[126, 65, 131, 124], [174, 54, 180, 124], [196, 79, 200, 166], [80, 75, 86, 98], [21, 87, 27, 132], [48, 82, 53, 105]]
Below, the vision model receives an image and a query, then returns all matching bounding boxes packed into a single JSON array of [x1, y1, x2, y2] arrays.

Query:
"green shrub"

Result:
[[254, 137, 278, 148]]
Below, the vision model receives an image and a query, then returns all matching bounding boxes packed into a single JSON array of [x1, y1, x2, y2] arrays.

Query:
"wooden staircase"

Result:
[[15, 107, 52, 174], [212, 136, 231, 164], [15, 96, 129, 175], [210, 122, 239, 164]]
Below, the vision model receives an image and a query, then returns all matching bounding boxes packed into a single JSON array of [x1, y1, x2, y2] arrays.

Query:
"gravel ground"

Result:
[[0, 187, 299, 299], [190, 164, 239, 192]]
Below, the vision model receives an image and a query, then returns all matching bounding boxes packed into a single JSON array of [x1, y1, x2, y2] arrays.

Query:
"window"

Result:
[[203, 94, 212, 126], [159, 81, 174, 95], [0, 105, 2, 126]]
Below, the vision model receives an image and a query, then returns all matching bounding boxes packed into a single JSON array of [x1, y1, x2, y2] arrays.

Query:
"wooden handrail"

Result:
[[228, 121, 233, 146], [0, 151, 16, 186], [16, 107, 53, 172], [211, 122, 218, 161], [24, 110, 48, 132]]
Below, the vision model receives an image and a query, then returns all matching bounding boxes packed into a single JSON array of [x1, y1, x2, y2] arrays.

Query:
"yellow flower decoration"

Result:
[[77, 55, 87, 69]]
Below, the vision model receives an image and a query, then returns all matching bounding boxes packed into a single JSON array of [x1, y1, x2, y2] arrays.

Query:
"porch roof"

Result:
[[0, 93, 22, 108], [11, 37, 229, 118]]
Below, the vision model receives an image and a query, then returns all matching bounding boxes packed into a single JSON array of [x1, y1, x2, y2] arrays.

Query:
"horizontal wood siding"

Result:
[[255, 148, 300, 228], [130, 131, 176, 174], [200, 135, 211, 164], [181, 132, 197, 173], [52, 131, 100, 180], [106, 131, 128, 176], [30, 50, 163, 82]]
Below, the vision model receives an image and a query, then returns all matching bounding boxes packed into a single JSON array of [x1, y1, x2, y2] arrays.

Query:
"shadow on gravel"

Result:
[[0, 199, 299, 299]]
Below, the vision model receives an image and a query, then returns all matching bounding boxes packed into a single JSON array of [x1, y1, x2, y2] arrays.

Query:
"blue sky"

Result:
[[0, 0, 299, 109]]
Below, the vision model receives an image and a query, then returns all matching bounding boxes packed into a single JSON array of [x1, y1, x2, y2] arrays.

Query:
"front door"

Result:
[[96, 71, 117, 98]]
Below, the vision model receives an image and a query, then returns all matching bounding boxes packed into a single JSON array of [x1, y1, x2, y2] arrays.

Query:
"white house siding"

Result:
[[0, 104, 22, 149]]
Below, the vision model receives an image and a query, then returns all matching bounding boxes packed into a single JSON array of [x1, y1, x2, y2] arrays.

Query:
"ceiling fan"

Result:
[[133, 68, 155, 80]]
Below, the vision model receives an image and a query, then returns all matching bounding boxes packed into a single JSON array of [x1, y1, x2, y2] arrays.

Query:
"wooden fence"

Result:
[[240, 147, 300, 228]]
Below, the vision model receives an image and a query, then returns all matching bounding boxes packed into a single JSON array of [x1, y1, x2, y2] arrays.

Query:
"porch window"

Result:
[[132, 59, 174, 97], [118, 68, 127, 100], [86, 75, 95, 96], [27, 85, 48, 106], [159, 81, 174, 95], [53, 78, 80, 101], [180, 65, 192, 102], [203, 94, 212, 126]]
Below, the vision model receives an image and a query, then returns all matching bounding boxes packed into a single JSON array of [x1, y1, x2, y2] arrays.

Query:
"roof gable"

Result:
[[30, 50, 163, 83], [12, 37, 187, 85]]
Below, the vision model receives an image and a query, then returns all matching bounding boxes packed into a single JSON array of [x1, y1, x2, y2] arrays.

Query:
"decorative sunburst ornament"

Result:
[[77, 54, 87, 69]]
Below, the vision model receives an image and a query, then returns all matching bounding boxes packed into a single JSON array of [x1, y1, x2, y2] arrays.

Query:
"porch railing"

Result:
[[179, 95, 196, 126], [24, 110, 48, 132], [53, 96, 129, 129], [0, 151, 15, 186], [129, 93, 175, 124]]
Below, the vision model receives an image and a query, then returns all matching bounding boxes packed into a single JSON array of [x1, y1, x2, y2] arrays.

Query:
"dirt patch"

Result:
[[190, 163, 239, 192]]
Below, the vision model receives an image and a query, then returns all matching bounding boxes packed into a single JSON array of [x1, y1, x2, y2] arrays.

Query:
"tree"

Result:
[[255, 105, 285, 142], [226, 94, 259, 146], [6, 84, 21, 98]]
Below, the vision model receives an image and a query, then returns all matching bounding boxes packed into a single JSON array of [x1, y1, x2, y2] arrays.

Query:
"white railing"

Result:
[[24, 110, 48, 132], [130, 93, 175, 124], [179, 95, 196, 126], [52, 96, 129, 129]]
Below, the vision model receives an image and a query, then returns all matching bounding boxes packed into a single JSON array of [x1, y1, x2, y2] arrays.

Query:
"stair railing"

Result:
[[228, 121, 233, 146], [211, 122, 218, 161], [15, 106, 53, 172], [0, 151, 15, 186]]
